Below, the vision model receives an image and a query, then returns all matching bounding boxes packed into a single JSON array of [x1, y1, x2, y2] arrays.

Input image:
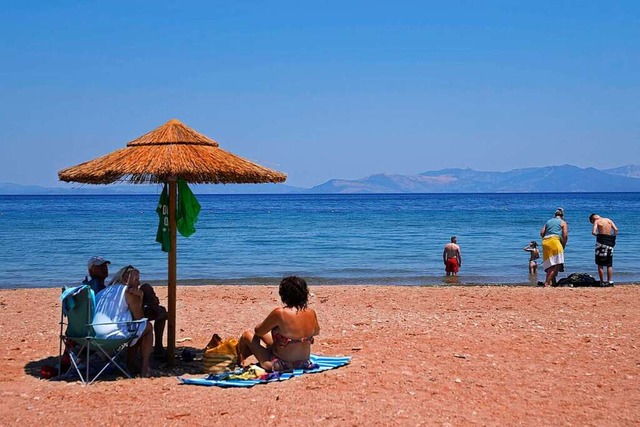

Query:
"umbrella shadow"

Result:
[[25, 346, 206, 382]]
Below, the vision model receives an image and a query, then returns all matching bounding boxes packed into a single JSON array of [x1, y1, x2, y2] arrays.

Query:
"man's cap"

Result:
[[555, 207, 564, 217], [88, 256, 110, 268]]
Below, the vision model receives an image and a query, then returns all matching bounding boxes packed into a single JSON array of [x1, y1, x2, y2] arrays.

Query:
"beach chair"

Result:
[[59, 284, 146, 385]]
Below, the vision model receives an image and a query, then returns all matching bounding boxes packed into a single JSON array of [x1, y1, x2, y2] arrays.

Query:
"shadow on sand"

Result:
[[25, 345, 206, 382]]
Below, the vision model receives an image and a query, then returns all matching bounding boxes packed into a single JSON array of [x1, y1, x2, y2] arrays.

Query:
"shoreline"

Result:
[[4, 279, 640, 290], [1, 285, 639, 425]]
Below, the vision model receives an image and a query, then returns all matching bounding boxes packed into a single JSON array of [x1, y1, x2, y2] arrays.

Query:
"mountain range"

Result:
[[2, 164, 640, 195], [309, 164, 640, 193]]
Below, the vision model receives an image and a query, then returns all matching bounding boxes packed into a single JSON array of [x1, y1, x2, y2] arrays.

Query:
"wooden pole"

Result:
[[167, 178, 177, 366]]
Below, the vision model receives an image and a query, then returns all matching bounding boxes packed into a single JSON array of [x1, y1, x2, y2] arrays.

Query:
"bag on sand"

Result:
[[203, 334, 239, 374], [556, 273, 598, 287]]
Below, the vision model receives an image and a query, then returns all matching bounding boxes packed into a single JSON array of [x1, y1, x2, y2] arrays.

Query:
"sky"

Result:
[[0, 1, 638, 188]]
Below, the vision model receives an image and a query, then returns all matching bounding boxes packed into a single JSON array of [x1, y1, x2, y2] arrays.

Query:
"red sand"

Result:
[[1, 285, 639, 425]]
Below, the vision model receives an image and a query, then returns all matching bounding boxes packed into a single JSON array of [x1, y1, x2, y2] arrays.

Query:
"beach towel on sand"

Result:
[[178, 354, 351, 388], [542, 235, 564, 271]]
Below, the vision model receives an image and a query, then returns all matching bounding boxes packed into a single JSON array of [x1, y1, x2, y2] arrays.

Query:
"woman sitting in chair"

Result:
[[238, 276, 320, 372], [94, 265, 153, 377]]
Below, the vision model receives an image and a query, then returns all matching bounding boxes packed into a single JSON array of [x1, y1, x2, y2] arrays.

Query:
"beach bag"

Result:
[[556, 273, 598, 287], [203, 334, 239, 374]]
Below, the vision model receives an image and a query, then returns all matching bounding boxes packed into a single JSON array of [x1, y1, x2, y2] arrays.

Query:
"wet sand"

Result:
[[1, 285, 639, 426]]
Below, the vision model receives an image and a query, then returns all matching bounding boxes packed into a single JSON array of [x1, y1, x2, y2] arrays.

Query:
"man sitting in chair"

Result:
[[94, 265, 153, 377], [83, 256, 110, 294]]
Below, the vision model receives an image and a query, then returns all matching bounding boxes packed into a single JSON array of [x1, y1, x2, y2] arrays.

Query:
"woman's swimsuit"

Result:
[[271, 358, 315, 371], [272, 327, 315, 347], [270, 327, 315, 371]]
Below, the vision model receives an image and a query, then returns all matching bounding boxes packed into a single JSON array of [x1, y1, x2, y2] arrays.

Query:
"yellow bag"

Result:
[[203, 334, 239, 374]]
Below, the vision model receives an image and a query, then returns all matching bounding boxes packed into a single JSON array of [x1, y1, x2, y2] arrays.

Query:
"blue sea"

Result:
[[1, 193, 639, 288]]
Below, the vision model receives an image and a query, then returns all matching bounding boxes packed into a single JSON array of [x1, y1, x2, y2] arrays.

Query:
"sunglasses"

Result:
[[122, 265, 139, 283]]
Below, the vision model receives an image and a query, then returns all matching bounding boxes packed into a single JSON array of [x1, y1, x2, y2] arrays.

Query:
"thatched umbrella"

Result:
[[59, 119, 286, 365]]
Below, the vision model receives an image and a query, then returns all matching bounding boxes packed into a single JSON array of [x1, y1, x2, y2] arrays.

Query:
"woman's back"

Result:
[[544, 217, 563, 237], [272, 307, 319, 361], [93, 285, 132, 339], [531, 248, 539, 260]]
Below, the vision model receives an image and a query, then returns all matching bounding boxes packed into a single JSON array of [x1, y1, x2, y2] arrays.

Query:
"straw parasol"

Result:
[[59, 119, 286, 365]]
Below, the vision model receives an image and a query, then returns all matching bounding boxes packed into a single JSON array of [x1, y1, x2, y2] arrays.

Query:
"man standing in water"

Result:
[[443, 236, 462, 276], [589, 213, 618, 286]]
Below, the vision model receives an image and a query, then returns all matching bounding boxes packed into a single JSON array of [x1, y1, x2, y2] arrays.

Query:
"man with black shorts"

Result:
[[589, 213, 618, 286]]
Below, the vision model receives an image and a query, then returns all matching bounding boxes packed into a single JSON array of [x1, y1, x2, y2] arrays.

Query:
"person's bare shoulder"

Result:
[[270, 306, 284, 317]]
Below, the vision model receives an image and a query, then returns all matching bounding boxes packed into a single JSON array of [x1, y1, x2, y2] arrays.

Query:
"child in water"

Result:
[[524, 241, 539, 274]]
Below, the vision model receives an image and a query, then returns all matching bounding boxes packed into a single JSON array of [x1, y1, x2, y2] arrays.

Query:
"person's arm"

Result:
[[140, 283, 160, 306], [561, 221, 568, 247], [591, 221, 598, 236], [125, 288, 145, 320], [540, 224, 547, 238], [524, 246, 532, 252], [312, 310, 320, 336], [611, 220, 618, 236], [254, 308, 281, 337], [443, 247, 447, 264], [456, 247, 462, 266]]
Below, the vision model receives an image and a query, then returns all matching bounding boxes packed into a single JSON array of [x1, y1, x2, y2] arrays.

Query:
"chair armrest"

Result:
[[90, 318, 148, 326], [90, 318, 148, 336]]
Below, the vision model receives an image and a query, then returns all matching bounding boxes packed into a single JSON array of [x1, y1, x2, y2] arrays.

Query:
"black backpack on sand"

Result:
[[555, 273, 602, 287]]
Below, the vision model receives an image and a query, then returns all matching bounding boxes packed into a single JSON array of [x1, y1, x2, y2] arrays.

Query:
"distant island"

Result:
[[2, 164, 640, 194], [308, 164, 640, 194]]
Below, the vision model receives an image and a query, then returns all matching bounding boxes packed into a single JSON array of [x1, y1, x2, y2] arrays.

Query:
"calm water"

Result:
[[1, 193, 639, 288]]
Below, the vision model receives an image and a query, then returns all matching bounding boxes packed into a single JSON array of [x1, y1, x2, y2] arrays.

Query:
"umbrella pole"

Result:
[[167, 178, 177, 367]]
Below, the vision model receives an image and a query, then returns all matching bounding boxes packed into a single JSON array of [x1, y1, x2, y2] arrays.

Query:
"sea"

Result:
[[1, 193, 639, 289]]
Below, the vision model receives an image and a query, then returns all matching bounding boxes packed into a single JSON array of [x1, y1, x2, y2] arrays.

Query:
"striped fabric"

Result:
[[178, 354, 351, 388], [202, 338, 238, 374], [202, 354, 237, 374]]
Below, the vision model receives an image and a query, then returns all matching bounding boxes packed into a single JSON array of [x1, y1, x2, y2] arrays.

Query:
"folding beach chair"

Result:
[[58, 284, 146, 385]]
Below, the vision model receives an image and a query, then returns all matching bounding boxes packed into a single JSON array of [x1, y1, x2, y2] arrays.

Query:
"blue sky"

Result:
[[1, 1, 638, 188]]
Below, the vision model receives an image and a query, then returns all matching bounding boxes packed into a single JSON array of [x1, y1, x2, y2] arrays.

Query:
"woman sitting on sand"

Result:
[[238, 276, 320, 372]]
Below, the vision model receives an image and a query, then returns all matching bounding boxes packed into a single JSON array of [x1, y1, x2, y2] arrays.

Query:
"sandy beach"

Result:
[[1, 284, 639, 426]]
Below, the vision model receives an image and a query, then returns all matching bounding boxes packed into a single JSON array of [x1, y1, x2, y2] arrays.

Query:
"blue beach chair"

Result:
[[58, 284, 146, 385]]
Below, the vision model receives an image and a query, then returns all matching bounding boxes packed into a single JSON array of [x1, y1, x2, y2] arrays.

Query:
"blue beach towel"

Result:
[[61, 284, 95, 316], [178, 354, 351, 388]]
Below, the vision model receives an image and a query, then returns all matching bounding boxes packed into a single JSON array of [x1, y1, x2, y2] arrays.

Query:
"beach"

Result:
[[1, 284, 639, 426]]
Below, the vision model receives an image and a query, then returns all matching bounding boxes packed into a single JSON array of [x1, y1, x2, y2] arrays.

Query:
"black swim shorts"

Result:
[[595, 244, 613, 267]]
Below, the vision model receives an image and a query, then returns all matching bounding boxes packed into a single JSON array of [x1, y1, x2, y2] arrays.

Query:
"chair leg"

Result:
[[67, 345, 88, 385], [58, 336, 64, 379], [58, 288, 65, 379], [88, 345, 132, 385], [86, 341, 91, 385]]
